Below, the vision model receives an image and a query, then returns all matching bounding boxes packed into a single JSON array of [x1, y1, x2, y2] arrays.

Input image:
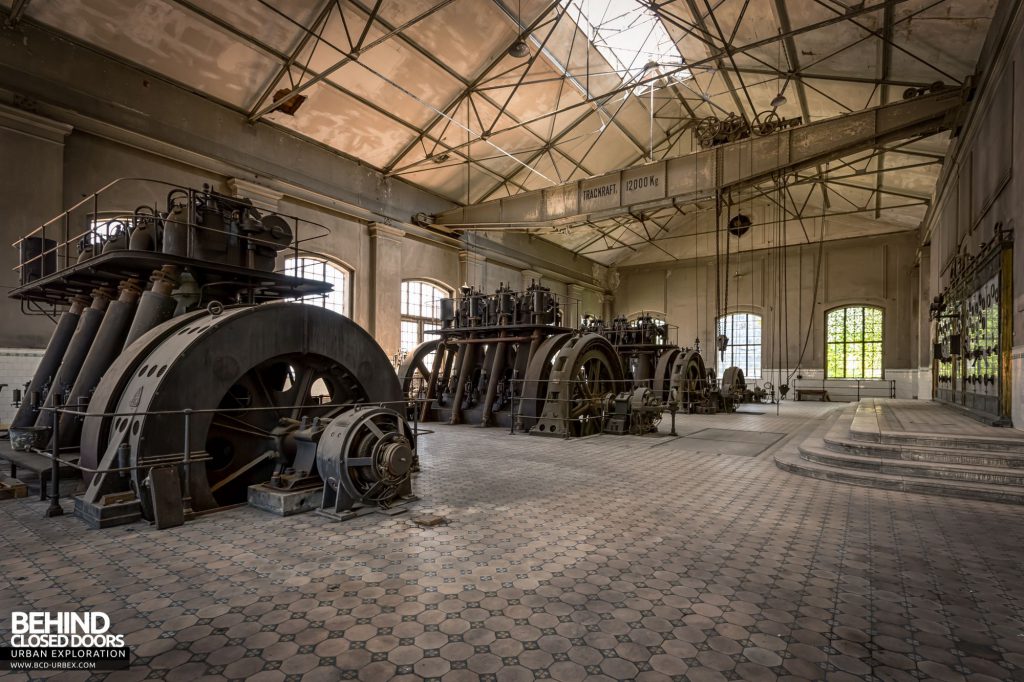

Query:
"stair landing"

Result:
[[775, 399, 1024, 504]]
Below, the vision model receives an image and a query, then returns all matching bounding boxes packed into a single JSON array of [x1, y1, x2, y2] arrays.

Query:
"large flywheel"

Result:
[[517, 332, 571, 430], [670, 350, 708, 413], [531, 333, 624, 437], [398, 339, 442, 400], [81, 303, 400, 520], [653, 347, 682, 402], [79, 308, 208, 484], [719, 366, 747, 412]]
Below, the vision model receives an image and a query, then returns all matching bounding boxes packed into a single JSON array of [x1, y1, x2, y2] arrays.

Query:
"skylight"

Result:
[[560, 0, 690, 93]]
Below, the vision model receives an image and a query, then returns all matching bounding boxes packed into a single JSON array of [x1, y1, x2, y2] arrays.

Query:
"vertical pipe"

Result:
[[481, 335, 508, 426], [45, 394, 63, 517], [123, 267, 180, 349], [59, 279, 142, 448], [424, 342, 456, 422], [34, 289, 113, 428], [525, 328, 543, 367], [182, 409, 192, 516], [510, 373, 517, 435], [449, 335, 474, 425], [11, 297, 86, 428], [419, 343, 446, 422]]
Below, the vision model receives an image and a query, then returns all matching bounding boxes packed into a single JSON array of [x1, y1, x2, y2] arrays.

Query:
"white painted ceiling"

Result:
[[3, 0, 997, 265]]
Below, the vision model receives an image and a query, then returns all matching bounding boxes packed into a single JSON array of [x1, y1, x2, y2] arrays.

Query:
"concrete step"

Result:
[[820, 408, 1024, 468], [774, 451, 1024, 505], [798, 439, 1024, 486], [822, 433, 1024, 468], [847, 402, 1024, 453]]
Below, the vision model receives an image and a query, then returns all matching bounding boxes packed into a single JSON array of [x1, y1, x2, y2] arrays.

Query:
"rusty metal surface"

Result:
[[433, 87, 967, 228], [8, 250, 332, 306], [531, 333, 624, 438], [82, 303, 400, 519]]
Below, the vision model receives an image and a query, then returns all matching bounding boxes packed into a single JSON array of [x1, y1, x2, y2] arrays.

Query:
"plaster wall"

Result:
[[614, 232, 921, 398], [0, 111, 69, 347]]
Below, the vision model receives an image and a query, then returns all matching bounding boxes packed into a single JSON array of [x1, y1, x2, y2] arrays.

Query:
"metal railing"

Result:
[[16, 396, 427, 519], [793, 378, 896, 401], [12, 177, 333, 287]]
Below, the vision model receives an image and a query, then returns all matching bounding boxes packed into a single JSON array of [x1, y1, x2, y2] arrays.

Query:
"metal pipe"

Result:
[[633, 355, 654, 383], [524, 328, 544, 367], [45, 395, 63, 517], [58, 279, 142, 448], [424, 343, 457, 423], [509, 372, 517, 435], [182, 409, 193, 516], [10, 296, 85, 428], [53, 397, 431, 419], [28, 445, 211, 474], [34, 289, 113, 428], [448, 334, 475, 425], [480, 336, 508, 426], [123, 267, 180, 348], [447, 335, 535, 344], [419, 343, 446, 423]]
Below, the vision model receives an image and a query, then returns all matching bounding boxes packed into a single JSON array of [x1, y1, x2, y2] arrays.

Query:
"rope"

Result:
[[788, 214, 826, 380]]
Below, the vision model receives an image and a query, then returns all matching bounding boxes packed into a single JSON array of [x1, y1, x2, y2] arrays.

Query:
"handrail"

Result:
[[794, 378, 897, 399], [11, 177, 334, 288]]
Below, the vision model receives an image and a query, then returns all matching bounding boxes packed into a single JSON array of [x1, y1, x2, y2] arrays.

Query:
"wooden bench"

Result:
[[795, 388, 831, 402], [0, 441, 79, 501]]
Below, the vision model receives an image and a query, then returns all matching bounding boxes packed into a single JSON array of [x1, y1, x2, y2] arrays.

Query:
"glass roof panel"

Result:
[[559, 0, 690, 92]]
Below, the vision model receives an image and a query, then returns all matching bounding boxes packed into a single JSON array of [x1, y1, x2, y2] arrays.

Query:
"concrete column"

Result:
[[369, 223, 404, 361], [226, 178, 283, 213], [0, 105, 72, 348], [520, 269, 542, 291], [459, 251, 486, 290], [602, 292, 615, 322]]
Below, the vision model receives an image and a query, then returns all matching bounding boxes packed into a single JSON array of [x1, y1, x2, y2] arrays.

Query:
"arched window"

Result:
[[826, 306, 883, 379], [717, 312, 762, 379], [401, 280, 451, 353], [284, 256, 350, 316]]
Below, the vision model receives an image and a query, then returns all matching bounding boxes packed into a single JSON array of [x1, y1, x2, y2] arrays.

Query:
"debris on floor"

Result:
[[412, 514, 448, 527]]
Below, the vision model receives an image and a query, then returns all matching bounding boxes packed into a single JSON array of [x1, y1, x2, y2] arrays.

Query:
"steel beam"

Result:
[[433, 86, 967, 228], [458, 0, 919, 146]]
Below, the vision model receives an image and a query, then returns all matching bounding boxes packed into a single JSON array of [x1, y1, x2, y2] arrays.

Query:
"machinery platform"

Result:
[[11, 250, 332, 305]]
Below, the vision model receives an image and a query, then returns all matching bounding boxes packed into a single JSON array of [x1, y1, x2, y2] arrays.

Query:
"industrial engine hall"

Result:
[[0, 0, 1023, 680]]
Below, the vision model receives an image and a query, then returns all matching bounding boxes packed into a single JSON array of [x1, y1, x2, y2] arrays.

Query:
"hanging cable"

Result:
[[694, 207, 700, 352], [789, 213, 826, 379], [775, 175, 784, 414], [723, 192, 731, 326], [781, 174, 791, 393], [714, 190, 722, 369]]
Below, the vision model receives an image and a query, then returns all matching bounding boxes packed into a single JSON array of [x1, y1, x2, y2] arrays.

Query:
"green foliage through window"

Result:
[[826, 306, 883, 379]]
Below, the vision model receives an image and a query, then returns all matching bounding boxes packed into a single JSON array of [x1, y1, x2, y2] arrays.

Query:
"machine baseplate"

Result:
[[74, 492, 143, 529], [248, 483, 324, 517], [315, 495, 418, 522]]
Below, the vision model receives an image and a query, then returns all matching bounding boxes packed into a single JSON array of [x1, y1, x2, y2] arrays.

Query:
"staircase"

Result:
[[775, 399, 1024, 504]]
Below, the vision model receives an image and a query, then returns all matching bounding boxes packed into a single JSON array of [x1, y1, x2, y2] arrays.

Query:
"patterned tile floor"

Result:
[[1, 401, 1023, 682]]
